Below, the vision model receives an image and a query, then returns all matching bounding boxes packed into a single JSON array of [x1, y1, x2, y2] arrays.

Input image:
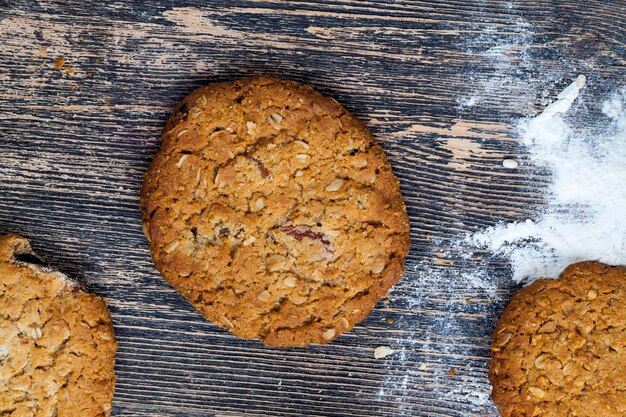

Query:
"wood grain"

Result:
[[0, 0, 624, 416]]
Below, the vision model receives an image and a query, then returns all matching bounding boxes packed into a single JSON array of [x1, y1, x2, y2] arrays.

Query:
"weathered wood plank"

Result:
[[0, 0, 624, 416]]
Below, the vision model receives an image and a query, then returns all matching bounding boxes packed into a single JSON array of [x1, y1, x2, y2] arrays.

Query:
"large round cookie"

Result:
[[490, 261, 626, 417], [0, 235, 117, 417], [141, 76, 410, 347]]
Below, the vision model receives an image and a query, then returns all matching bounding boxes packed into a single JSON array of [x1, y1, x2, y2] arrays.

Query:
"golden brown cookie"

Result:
[[141, 76, 410, 347], [0, 234, 117, 417], [490, 261, 626, 417]]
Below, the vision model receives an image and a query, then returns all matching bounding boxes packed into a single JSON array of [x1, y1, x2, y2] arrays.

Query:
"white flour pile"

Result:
[[471, 79, 626, 282]]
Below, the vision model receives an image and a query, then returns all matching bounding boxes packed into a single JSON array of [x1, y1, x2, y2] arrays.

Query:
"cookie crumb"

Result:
[[374, 346, 395, 359], [54, 56, 65, 70], [448, 368, 457, 376], [246, 121, 257, 135]]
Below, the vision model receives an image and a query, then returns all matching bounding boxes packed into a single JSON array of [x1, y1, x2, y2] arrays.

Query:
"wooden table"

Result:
[[1, 1, 624, 416]]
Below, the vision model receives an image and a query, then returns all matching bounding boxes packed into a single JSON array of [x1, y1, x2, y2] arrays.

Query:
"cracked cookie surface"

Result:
[[0, 234, 117, 417], [490, 261, 626, 417], [141, 76, 410, 347]]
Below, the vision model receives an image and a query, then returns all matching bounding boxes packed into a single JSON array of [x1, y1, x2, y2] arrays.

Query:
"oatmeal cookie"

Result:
[[141, 76, 410, 346], [0, 234, 117, 417], [490, 261, 626, 417]]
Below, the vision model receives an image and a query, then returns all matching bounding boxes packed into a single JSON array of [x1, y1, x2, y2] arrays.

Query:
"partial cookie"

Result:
[[141, 76, 410, 347], [490, 261, 626, 417], [0, 234, 117, 417]]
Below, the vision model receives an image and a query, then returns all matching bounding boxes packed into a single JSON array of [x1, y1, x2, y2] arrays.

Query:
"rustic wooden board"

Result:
[[1, 1, 624, 416]]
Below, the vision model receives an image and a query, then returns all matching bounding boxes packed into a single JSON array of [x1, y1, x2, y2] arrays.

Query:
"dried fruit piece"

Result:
[[253, 158, 270, 178], [282, 226, 330, 246]]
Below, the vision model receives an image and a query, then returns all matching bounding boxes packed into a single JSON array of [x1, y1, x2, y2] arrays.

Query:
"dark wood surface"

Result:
[[1, 1, 624, 416]]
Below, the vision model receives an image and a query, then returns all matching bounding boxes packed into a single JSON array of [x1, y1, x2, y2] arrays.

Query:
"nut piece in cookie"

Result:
[[0, 234, 117, 417], [140, 76, 411, 347], [489, 261, 626, 417]]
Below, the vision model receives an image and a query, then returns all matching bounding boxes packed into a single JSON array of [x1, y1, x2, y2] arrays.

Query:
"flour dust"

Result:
[[376, 79, 626, 416], [472, 81, 626, 283], [374, 4, 625, 415]]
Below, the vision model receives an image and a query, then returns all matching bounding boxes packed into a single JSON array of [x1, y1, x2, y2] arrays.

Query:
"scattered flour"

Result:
[[456, 15, 538, 113], [377, 10, 538, 414], [376, 6, 625, 415], [377, 81, 626, 415], [471, 81, 626, 283]]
